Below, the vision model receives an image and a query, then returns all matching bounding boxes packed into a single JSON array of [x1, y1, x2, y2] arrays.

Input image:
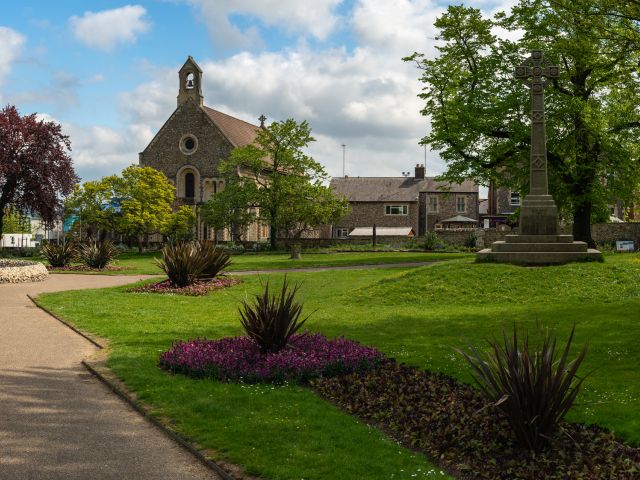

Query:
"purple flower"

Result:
[[159, 333, 386, 383]]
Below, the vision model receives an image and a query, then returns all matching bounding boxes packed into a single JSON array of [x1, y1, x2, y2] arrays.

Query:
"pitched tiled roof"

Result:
[[202, 106, 259, 147], [330, 177, 478, 202]]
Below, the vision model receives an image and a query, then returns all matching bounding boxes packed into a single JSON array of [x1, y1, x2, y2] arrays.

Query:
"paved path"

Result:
[[0, 274, 220, 480], [228, 260, 436, 276]]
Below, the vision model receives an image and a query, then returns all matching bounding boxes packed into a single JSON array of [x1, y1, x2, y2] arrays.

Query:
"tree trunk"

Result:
[[138, 235, 143, 253], [269, 224, 277, 250], [572, 201, 596, 248], [289, 243, 302, 260]]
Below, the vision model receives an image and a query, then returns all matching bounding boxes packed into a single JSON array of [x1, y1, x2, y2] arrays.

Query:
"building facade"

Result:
[[139, 56, 267, 241], [330, 164, 479, 238]]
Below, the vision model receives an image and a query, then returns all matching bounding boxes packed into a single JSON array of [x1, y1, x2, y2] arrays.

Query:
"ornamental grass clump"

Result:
[[239, 278, 310, 353], [155, 241, 231, 288], [159, 333, 385, 383], [458, 324, 588, 452], [41, 241, 76, 267], [77, 240, 120, 269]]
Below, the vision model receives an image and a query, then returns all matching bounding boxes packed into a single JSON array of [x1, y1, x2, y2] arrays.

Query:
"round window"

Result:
[[179, 135, 198, 155]]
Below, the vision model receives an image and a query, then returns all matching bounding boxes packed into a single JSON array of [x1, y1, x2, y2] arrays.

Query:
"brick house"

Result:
[[139, 56, 268, 242], [330, 165, 479, 238]]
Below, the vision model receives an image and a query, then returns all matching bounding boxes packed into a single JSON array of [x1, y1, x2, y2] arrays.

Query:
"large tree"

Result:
[[115, 165, 175, 251], [210, 119, 348, 249], [65, 176, 119, 241], [405, 1, 640, 245], [0, 105, 77, 236]]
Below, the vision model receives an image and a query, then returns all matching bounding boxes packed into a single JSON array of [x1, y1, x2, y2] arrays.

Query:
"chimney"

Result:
[[415, 163, 425, 179]]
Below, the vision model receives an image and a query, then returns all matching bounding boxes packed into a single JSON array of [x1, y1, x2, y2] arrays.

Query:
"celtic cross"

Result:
[[258, 114, 267, 127], [514, 50, 559, 196]]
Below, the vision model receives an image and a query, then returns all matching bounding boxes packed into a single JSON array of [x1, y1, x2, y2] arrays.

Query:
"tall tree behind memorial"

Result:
[[0, 105, 78, 235], [405, 2, 640, 245]]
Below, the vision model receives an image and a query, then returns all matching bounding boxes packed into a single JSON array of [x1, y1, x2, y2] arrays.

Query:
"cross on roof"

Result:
[[258, 114, 267, 127]]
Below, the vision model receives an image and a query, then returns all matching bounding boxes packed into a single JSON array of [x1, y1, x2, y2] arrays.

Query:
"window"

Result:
[[179, 134, 198, 155], [185, 172, 195, 198], [385, 205, 408, 215], [428, 196, 438, 213], [456, 196, 466, 213], [336, 228, 349, 239], [510, 192, 521, 206]]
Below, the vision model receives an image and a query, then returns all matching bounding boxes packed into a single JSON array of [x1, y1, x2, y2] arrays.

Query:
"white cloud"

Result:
[[188, 0, 341, 49], [69, 5, 151, 52], [0, 27, 25, 87], [106, 0, 518, 183]]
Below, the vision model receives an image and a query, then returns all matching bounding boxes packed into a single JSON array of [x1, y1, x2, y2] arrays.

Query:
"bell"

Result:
[[186, 78, 194, 88]]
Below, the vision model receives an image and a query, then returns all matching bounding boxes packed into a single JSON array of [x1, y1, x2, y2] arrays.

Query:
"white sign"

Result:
[[616, 240, 635, 252], [483, 219, 490, 229]]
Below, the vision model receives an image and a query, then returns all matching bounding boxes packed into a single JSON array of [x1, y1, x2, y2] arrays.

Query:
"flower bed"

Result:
[[312, 362, 640, 480], [0, 259, 49, 283], [160, 333, 385, 383], [47, 265, 126, 272], [129, 277, 240, 296]]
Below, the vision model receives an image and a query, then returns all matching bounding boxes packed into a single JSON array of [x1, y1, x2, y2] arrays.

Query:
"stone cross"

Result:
[[514, 50, 559, 196], [258, 114, 267, 127]]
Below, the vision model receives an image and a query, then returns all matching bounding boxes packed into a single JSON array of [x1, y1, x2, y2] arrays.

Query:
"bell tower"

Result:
[[177, 56, 203, 107]]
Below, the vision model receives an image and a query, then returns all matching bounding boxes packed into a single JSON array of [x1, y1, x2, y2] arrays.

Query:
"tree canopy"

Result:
[[115, 165, 175, 249], [405, 1, 640, 244], [205, 119, 348, 248], [0, 105, 78, 236]]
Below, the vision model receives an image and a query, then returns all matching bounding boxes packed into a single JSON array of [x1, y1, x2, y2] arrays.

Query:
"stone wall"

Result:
[[436, 223, 640, 248], [591, 223, 640, 246]]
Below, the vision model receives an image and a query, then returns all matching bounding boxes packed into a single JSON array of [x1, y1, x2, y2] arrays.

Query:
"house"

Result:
[[330, 164, 479, 238], [138, 56, 268, 242], [482, 182, 521, 229]]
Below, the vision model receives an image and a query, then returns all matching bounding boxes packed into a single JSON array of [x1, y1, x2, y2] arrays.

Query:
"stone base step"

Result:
[[476, 248, 602, 265], [504, 234, 575, 244], [491, 241, 588, 253]]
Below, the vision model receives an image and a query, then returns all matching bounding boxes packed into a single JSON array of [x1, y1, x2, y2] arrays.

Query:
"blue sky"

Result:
[[0, 0, 513, 183]]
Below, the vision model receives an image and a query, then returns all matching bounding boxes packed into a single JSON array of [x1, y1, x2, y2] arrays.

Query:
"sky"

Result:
[[0, 0, 516, 184]]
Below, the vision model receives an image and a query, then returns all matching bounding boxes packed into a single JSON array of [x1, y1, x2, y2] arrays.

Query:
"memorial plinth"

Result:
[[477, 50, 602, 265]]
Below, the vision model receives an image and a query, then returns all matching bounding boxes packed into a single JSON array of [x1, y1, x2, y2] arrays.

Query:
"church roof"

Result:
[[202, 106, 260, 147], [330, 176, 478, 202]]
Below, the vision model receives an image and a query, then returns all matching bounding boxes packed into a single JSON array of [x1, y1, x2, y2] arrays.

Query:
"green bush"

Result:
[[77, 241, 120, 269], [41, 241, 76, 267], [458, 324, 588, 452], [423, 231, 440, 250], [464, 232, 478, 249], [156, 241, 231, 287], [239, 278, 310, 353], [198, 242, 232, 280]]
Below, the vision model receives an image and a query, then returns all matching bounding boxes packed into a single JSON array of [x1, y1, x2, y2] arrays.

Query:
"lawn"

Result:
[[48, 250, 469, 275], [35, 254, 640, 479]]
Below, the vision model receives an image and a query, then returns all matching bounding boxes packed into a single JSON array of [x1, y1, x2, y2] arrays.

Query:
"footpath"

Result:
[[0, 274, 219, 480]]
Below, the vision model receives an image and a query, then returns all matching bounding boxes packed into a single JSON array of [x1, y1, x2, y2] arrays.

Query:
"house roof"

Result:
[[440, 215, 478, 223], [330, 177, 478, 202], [202, 106, 260, 147], [349, 227, 415, 237]]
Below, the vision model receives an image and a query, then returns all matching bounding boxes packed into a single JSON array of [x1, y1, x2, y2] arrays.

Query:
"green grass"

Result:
[[36, 253, 640, 479], [47, 250, 469, 275]]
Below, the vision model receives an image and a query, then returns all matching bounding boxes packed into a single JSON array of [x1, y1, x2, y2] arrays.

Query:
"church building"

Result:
[[139, 56, 268, 241]]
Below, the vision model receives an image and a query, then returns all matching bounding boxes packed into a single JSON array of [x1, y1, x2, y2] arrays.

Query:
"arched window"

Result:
[[185, 172, 195, 198]]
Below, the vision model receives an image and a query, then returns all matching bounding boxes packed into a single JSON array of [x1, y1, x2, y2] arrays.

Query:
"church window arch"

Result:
[[185, 173, 195, 198]]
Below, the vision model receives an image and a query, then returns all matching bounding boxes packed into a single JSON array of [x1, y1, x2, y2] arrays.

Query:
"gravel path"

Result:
[[0, 274, 220, 480]]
